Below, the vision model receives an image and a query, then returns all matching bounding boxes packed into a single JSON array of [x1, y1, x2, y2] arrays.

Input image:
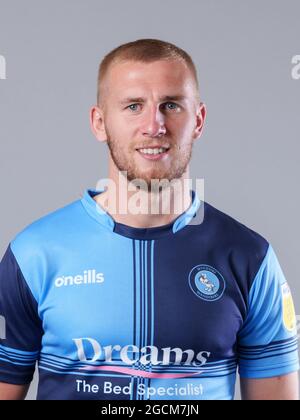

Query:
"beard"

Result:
[[106, 131, 193, 191]]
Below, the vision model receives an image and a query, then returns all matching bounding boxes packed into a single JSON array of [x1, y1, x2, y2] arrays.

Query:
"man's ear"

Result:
[[193, 102, 206, 140], [90, 105, 108, 143]]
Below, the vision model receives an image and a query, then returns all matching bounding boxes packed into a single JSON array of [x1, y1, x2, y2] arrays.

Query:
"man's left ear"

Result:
[[193, 102, 206, 140]]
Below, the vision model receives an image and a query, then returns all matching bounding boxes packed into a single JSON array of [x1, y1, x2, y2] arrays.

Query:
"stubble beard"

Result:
[[106, 133, 193, 192]]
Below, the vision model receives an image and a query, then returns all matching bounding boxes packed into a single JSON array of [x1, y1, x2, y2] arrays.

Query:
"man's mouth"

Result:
[[135, 146, 170, 161], [137, 146, 169, 155]]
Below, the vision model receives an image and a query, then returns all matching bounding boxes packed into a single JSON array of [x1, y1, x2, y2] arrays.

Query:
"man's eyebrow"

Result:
[[118, 95, 187, 104]]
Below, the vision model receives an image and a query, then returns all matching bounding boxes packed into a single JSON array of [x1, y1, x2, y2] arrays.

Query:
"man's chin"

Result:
[[128, 173, 179, 192]]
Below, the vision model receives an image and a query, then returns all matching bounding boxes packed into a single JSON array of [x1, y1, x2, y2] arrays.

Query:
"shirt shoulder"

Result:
[[9, 198, 86, 302], [203, 200, 269, 248], [11, 198, 84, 252], [201, 201, 270, 289]]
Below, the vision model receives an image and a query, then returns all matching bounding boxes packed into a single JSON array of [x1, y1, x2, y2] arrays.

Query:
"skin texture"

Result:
[[0, 59, 298, 400], [97, 59, 203, 186], [0, 383, 29, 400], [90, 59, 206, 228], [241, 372, 299, 400]]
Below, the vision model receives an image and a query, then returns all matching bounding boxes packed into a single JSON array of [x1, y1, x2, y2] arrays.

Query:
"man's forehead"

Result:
[[110, 58, 189, 75], [104, 60, 198, 104], [117, 94, 189, 104], [108, 59, 194, 86]]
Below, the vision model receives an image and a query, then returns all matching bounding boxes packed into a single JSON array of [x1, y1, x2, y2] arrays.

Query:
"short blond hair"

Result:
[[97, 38, 200, 107]]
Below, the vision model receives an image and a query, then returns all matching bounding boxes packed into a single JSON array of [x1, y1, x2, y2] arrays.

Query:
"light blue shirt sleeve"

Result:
[[237, 244, 299, 378]]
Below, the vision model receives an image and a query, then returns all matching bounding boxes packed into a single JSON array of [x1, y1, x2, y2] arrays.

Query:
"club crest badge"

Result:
[[189, 264, 226, 302]]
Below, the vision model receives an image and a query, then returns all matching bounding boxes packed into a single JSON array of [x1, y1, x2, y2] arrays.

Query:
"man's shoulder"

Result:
[[10, 196, 84, 254], [202, 200, 270, 258]]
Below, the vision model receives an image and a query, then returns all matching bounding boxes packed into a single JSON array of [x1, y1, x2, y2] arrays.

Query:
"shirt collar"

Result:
[[81, 188, 201, 240]]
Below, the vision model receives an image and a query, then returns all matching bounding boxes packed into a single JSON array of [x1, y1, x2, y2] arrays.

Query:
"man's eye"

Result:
[[165, 102, 179, 110], [127, 104, 140, 111], [126, 102, 179, 111]]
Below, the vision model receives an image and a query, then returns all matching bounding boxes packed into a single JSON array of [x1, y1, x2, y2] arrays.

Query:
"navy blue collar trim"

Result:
[[81, 188, 201, 240]]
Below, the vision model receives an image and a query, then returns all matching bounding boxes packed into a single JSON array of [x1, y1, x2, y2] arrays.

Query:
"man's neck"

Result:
[[94, 176, 192, 229]]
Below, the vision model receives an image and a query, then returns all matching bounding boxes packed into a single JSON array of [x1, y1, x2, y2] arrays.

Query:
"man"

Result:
[[0, 39, 299, 400]]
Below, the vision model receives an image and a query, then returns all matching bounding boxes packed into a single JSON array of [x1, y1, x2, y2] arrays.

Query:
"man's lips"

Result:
[[135, 145, 170, 150], [135, 146, 170, 161]]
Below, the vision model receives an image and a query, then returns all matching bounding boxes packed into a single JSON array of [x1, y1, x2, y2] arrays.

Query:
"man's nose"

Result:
[[141, 105, 167, 138]]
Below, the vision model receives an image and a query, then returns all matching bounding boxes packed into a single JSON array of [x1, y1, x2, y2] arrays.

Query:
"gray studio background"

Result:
[[0, 0, 299, 400]]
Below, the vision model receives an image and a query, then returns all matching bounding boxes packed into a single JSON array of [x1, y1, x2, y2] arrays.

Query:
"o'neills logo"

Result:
[[54, 270, 104, 288], [73, 338, 211, 379]]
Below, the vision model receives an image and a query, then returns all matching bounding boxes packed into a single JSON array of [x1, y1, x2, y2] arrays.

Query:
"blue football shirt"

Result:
[[0, 188, 299, 400]]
